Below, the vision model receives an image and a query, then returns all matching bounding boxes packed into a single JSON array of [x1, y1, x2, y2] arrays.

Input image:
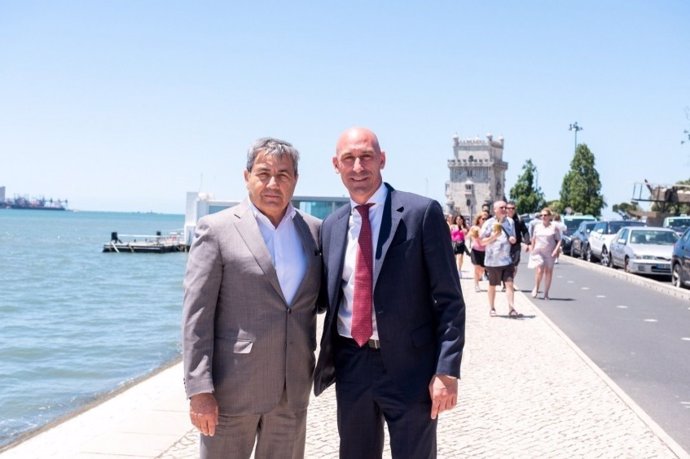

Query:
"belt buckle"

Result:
[[367, 339, 381, 349]]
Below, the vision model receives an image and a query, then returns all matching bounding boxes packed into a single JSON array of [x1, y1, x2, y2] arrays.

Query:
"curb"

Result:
[[564, 254, 690, 301]]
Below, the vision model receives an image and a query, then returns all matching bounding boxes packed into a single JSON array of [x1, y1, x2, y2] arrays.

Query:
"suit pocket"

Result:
[[217, 329, 255, 354], [232, 339, 253, 354]]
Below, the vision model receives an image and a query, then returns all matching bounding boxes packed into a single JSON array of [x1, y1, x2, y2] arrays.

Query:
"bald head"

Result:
[[336, 127, 381, 155], [332, 126, 386, 204]]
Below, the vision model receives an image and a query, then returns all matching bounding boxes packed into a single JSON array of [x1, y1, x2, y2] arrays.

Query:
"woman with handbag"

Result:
[[529, 208, 562, 300]]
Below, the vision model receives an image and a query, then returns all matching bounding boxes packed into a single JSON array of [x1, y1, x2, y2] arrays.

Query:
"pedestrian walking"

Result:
[[480, 201, 521, 318], [506, 202, 529, 290], [469, 213, 487, 292], [529, 208, 562, 300], [452, 215, 470, 274]]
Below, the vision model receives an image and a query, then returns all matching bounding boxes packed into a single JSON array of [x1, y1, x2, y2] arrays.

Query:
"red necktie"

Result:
[[352, 204, 374, 347]]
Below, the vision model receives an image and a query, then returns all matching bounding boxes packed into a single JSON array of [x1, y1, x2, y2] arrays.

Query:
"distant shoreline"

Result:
[[0, 208, 184, 217]]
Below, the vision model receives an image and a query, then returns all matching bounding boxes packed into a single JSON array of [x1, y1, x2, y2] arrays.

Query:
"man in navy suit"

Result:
[[313, 127, 465, 459]]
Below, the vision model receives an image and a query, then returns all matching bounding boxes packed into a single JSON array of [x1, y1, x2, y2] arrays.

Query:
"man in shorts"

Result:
[[480, 200, 522, 318]]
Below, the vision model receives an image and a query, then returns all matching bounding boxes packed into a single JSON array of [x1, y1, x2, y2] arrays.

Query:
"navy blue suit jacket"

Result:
[[313, 184, 465, 401]]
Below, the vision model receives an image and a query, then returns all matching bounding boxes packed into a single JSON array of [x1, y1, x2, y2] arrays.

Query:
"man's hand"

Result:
[[428, 374, 458, 419], [189, 392, 219, 436]]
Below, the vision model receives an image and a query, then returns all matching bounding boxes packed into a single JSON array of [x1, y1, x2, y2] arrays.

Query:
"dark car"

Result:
[[568, 221, 597, 258], [671, 227, 690, 289], [560, 215, 596, 255]]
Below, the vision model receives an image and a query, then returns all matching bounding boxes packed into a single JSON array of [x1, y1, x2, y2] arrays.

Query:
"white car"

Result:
[[586, 220, 645, 265], [609, 227, 679, 277]]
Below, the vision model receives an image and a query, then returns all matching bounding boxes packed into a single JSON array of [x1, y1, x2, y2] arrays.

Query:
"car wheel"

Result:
[[672, 263, 682, 288], [600, 247, 610, 267]]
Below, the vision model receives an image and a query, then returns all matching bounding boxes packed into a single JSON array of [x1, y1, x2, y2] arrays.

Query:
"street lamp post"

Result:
[[569, 122, 583, 152]]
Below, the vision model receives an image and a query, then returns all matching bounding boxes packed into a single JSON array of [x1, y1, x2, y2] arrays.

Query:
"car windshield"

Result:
[[629, 230, 679, 245], [581, 222, 596, 233], [608, 220, 643, 234], [565, 219, 592, 232], [666, 218, 690, 230]]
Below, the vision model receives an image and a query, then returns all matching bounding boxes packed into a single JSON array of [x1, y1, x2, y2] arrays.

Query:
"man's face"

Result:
[[333, 130, 385, 204], [506, 203, 516, 218], [493, 201, 507, 219], [244, 152, 297, 226]]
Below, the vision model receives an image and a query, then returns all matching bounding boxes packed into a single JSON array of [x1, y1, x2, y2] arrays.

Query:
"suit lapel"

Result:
[[374, 184, 403, 288], [233, 200, 286, 303], [290, 212, 318, 306], [328, 204, 350, 308]]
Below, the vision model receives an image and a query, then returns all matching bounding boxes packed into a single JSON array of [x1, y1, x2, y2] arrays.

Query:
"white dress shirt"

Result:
[[250, 202, 306, 306], [337, 183, 387, 340]]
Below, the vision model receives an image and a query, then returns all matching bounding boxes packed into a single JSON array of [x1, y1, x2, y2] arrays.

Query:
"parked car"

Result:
[[561, 214, 597, 234], [671, 227, 690, 288], [568, 221, 597, 258], [586, 220, 646, 265], [560, 214, 597, 255], [663, 215, 690, 237], [609, 227, 679, 277]]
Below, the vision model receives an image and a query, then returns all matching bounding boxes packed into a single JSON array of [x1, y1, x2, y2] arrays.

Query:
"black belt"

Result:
[[339, 336, 381, 350]]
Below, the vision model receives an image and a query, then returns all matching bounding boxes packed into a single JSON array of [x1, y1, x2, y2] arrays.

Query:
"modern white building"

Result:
[[445, 133, 508, 220], [183, 192, 349, 246]]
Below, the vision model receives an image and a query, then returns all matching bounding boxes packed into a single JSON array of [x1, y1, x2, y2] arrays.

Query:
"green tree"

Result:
[[612, 201, 641, 219], [559, 143, 606, 216], [546, 200, 563, 215], [509, 159, 545, 214]]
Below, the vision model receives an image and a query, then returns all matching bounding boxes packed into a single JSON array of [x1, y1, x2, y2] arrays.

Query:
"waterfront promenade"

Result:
[[1, 263, 686, 458]]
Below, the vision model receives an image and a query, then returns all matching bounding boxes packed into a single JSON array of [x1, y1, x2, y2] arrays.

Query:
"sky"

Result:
[[1, 1, 689, 215]]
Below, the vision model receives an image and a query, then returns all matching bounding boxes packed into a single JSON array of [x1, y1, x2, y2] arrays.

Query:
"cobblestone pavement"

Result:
[[160, 267, 683, 459]]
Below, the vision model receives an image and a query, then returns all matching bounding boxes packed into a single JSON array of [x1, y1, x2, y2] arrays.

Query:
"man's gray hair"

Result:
[[246, 137, 300, 175]]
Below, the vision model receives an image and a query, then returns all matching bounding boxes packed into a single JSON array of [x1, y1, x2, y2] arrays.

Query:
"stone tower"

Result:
[[445, 133, 508, 220]]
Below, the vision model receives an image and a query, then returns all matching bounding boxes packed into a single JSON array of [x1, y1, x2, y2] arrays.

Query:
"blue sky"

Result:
[[1, 1, 689, 214]]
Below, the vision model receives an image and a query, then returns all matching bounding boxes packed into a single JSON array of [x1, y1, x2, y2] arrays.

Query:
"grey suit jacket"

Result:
[[182, 200, 322, 414]]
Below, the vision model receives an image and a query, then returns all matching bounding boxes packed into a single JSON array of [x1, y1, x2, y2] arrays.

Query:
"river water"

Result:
[[0, 209, 186, 448]]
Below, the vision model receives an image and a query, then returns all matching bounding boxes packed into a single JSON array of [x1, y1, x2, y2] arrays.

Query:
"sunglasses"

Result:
[[506, 207, 515, 210], [541, 214, 550, 217]]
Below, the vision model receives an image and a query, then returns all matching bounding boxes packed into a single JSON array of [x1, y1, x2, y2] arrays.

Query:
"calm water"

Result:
[[0, 209, 186, 448]]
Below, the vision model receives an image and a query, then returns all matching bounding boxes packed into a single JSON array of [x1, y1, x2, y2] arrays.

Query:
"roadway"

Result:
[[514, 255, 690, 453]]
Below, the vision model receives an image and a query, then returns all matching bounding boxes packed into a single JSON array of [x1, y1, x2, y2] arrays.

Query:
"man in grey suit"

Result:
[[182, 137, 322, 459], [313, 127, 465, 458]]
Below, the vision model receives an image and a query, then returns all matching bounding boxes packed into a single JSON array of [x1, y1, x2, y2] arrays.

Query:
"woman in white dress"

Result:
[[529, 208, 562, 300]]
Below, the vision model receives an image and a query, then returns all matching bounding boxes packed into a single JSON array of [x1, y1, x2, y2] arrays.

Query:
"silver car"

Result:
[[609, 226, 679, 276]]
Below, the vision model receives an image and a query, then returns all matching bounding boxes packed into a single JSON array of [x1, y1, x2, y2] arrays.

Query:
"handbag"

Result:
[[527, 252, 543, 269]]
